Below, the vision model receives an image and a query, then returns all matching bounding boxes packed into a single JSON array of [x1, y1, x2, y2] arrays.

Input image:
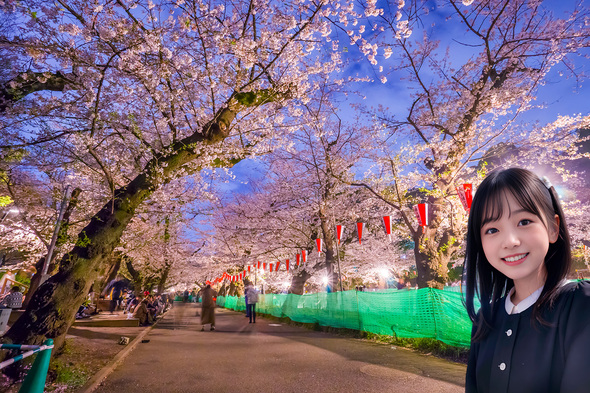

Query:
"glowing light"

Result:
[[378, 268, 390, 278], [322, 276, 329, 285]]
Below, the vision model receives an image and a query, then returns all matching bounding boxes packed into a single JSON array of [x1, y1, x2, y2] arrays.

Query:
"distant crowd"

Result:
[[122, 292, 173, 326], [75, 279, 174, 326]]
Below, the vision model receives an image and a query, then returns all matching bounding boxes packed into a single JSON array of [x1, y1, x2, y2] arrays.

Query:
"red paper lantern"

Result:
[[315, 238, 323, 255], [356, 222, 365, 244], [269, 264, 274, 272], [336, 225, 343, 245], [296, 253, 300, 266], [276, 261, 281, 271], [456, 183, 473, 211], [302, 249, 307, 263], [257, 261, 261, 269], [286, 259, 290, 271], [383, 216, 392, 241], [413, 203, 429, 228], [248, 265, 251, 272], [263, 262, 267, 271]]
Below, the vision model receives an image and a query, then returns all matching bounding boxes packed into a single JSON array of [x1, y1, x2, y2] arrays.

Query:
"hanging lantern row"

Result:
[[208, 184, 474, 283], [209, 247, 312, 284]]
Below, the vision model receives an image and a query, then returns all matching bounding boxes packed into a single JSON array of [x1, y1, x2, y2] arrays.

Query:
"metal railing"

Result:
[[0, 339, 54, 393]]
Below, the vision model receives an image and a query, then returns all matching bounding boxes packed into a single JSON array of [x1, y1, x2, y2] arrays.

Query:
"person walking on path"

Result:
[[200, 284, 217, 331], [244, 283, 259, 323], [244, 280, 251, 319]]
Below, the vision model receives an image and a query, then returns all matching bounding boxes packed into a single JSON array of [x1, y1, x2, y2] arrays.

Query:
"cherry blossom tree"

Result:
[[349, 0, 590, 288], [204, 98, 410, 293], [0, 0, 408, 350]]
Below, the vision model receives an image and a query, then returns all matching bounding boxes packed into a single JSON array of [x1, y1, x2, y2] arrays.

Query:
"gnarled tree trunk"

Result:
[[288, 268, 312, 295]]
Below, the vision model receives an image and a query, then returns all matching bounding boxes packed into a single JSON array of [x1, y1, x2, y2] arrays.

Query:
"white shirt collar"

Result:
[[505, 285, 544, 315]]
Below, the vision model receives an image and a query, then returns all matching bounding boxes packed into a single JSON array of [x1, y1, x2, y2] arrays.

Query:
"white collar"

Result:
[[505, 285, 544, 315]]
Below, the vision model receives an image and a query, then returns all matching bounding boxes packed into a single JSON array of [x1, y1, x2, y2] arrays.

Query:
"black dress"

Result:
[[466, 281, 590, 393]]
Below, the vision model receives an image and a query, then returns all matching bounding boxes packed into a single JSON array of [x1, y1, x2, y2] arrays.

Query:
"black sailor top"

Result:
[[465, 281, 590, 393]]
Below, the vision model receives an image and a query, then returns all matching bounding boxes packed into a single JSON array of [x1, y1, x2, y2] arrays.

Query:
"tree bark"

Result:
[[156, 262, 172, 294], [288, 268, 312, 295], [1, 90, 284, 352], [100, 256, 122, 294], [414, 229, 447, 289], [319, 207, 340, 291], [125, 257, 143, 294]]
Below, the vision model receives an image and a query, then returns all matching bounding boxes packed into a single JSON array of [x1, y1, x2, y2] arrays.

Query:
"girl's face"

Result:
[[480, 192, 559, 294]]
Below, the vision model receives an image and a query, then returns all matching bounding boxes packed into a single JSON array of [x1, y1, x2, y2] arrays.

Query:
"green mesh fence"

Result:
[[217, 288, 476, 348]]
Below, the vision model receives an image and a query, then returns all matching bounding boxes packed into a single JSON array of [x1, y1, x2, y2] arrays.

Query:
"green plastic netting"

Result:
[[217, 288, 476, 348]]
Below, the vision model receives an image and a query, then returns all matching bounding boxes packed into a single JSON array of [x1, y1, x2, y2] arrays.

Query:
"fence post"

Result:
[[18, 339, 53, 393]]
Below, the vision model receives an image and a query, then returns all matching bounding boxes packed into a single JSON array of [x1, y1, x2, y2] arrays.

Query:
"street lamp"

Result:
[[0, 208, 19, 224]]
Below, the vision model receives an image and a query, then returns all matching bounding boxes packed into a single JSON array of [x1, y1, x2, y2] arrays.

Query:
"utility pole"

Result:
[[40, 186, 72, 283]]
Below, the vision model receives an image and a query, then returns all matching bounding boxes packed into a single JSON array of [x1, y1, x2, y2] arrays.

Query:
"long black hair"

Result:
[[463, 168, 571, 341]]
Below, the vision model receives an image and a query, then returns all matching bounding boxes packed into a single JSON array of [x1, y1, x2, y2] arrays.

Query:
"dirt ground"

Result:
[[0, 324, 146, 393]]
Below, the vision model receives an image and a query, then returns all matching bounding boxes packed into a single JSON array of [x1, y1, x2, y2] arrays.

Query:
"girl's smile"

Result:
[[502, 253, 529, 265]]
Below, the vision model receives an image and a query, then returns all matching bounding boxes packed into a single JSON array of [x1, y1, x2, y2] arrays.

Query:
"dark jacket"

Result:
[[466, 282, 590, 393]]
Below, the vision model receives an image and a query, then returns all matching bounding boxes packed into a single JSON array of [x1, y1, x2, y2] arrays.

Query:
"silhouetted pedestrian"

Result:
[[200, 285, 217, 331], [245, 284, 259, 324]]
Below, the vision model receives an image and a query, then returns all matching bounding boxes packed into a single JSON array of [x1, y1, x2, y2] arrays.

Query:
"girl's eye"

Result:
[[518, 219, 532, 226], [484, 228, 498, 235]]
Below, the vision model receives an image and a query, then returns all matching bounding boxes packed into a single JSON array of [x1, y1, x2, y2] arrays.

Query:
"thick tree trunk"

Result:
[[319, 207, 341, 292], [100, 257, 122, 294], [1, 91, 281, 352], [125, 258, 143, 294], [157, 262, 171, 294], [218, 282, 227, 297], [413, 229, 452, 289], [413, 187, 461, 289], [288, 269, 312, 295]]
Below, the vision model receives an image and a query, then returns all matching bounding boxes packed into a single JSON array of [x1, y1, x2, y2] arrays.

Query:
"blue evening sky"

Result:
[[216, 0, 589, 198]]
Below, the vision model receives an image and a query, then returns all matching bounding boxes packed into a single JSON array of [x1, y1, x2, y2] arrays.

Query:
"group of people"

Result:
[[73, 286, 172, 326], [127, 293, 172, 326]]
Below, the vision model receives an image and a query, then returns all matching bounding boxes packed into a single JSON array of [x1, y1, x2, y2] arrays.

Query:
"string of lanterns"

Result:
[[206, 184, 475, 285]]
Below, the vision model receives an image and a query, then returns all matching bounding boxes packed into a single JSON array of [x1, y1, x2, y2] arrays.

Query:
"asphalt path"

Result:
[[93, 302, 466, 393]]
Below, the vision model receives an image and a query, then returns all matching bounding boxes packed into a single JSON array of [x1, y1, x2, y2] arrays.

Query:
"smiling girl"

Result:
[[463, 168, 590, 392]]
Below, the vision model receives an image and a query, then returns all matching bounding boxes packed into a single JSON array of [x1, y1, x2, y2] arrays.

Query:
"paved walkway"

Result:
[[92, 302, 466, 393]]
